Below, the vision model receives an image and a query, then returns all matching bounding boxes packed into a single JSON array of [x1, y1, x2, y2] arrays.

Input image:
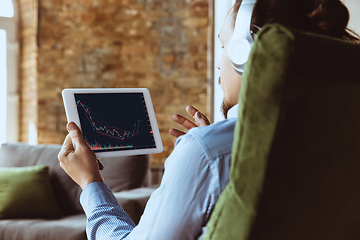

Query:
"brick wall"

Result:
[[19, 0, 213, 166], [18, 0, 38, 142]]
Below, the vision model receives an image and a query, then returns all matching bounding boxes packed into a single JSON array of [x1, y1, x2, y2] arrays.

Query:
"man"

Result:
[[58, 3, 242, 240]]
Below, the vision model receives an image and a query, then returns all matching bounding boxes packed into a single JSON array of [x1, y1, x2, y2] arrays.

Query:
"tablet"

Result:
[[62, 88, 163, 158]]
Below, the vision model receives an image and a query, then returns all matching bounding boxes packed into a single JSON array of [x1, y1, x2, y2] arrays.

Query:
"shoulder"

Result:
[[175, 118, 237, 160], [134, 121, 237, 239]]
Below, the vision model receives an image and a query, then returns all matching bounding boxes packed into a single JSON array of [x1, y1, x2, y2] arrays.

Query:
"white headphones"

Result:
[[227, 0, 257, 76]]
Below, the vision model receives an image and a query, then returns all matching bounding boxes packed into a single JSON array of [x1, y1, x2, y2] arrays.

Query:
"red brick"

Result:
[[19, 0, 211, 167]]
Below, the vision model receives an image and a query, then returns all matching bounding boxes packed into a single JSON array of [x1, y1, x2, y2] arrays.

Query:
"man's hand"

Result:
[[169, 106, 211, 138], [58, 122, 104, 190]]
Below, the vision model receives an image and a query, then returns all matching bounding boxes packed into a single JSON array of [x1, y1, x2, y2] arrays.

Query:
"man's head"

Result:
[[217, 0, 359, 119], [217, 4, 243, 119]]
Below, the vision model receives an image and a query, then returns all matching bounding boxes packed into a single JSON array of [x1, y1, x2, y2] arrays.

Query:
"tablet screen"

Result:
[[74, 93, 156, 153]]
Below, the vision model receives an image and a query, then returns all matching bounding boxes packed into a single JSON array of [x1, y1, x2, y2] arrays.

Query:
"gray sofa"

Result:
[[0, 143, 155, 240]]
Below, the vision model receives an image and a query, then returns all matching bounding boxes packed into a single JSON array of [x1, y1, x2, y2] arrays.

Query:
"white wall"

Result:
[[0, 30, 7, 144], [342, 0, 360, 35]]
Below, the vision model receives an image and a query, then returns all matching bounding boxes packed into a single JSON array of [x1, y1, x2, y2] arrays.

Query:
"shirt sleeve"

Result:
[[80, 182, 136, 240], [129, 134, 213, 239], [80, 133, 215, 240]]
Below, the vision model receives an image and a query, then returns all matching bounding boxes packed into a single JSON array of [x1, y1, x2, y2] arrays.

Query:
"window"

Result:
[[0, 30, 6, 144], [0, 0, 14, 18], [0, 0, 19, 145], [213, 0, 235, 122]]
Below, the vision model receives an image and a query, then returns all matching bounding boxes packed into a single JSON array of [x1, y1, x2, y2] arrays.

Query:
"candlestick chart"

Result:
[[74, 93, 156, 153], [84, 138, 134, 151], [77, 100, 139, 141]]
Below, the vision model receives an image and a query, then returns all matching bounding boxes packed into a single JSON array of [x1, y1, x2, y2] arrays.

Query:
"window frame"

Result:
[[0, 0, 19, 143], [213, 0, 235, 122]]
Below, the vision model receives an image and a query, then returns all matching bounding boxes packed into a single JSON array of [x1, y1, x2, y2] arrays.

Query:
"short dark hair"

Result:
[[232, 0, 359, 42]]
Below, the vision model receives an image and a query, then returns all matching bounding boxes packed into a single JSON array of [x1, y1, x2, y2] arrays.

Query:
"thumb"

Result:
[[67, 122, 86, 146]]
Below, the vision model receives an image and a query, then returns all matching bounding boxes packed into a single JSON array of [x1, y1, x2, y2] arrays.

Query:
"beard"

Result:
[[219, 76, 235, 119], [221, 100, 232, 119]]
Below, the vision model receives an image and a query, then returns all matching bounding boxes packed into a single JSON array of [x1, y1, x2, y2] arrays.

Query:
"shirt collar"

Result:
[[227, 104, 239, 119]]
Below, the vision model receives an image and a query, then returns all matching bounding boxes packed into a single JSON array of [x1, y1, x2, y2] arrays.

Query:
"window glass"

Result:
[[0, 29, 7, 144], [0, 0, 14, 18]]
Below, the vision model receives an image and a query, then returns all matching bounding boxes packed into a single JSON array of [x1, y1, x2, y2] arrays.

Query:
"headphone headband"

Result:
[[227, 0, 256, 76]]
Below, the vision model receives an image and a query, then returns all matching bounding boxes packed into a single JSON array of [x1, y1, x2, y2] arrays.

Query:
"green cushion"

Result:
[[0, 165, 61, 219], [204, 24, 360, 240]]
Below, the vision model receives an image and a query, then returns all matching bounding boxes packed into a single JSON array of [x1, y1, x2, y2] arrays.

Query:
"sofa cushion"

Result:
[[0, 143, 149, 215], [0, 214, 86, 240], [0, 165, 61, 219], [100, 155, 149, 192], [0, 143, 83, 215]]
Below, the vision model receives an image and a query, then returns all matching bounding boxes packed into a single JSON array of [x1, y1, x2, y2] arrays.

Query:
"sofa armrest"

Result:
[[113, 187, 155, 225]]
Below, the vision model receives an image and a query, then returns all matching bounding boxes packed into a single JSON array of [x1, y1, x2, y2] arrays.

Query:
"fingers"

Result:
[[172, 114, 197, 130], [97, 159, 104, 171], [59, 122, 88, 161], [186, 106, 199, 118], [194, 111, 211, 127], [58, 134, 74, 160], [169, 128, 186, 138], [169, 106, 211, 138], [62, 133, 73, 150], [67, 122, 86, 147], [187, 105, 211, 127]]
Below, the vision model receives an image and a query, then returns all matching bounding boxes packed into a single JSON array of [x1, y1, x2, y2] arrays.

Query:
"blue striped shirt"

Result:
[[80, 109, 238, 240]]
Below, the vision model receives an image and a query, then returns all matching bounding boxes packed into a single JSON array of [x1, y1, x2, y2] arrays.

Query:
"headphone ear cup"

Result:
[[227, 37, 251, 70], [226, 0, 256, 76]]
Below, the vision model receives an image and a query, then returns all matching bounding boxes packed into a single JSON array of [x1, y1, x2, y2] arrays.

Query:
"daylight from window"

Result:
[[0, 30, 7, 144], [0, 0, 14, 18]]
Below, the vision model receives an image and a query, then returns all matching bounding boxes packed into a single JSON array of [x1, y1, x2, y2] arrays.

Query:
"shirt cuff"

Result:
[[80, 182, 119, 217]]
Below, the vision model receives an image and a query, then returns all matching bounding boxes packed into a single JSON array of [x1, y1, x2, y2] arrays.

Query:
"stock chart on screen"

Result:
[[74, 93, 156, 153]]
